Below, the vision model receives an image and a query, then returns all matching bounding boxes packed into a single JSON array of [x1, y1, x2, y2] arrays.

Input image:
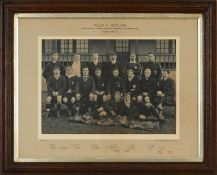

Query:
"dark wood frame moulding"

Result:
[[0, 0, 216, 174]]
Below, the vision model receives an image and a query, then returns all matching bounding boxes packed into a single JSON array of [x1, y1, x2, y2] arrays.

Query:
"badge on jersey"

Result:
[[133, 85, 136, 88]]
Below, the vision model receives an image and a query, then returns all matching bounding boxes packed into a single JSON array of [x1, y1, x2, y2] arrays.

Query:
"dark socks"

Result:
[[46, 104, 51, 110], [57, 103, 61, 111]]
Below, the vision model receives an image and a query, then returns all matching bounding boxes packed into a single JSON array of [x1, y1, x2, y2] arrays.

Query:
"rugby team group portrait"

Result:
[[41, 39, 176, 133]]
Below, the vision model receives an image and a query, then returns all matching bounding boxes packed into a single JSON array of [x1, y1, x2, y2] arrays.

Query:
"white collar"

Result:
[[111, 60, 116, 64], [128, 76, 134, 81], [92, 60, 98, 65]]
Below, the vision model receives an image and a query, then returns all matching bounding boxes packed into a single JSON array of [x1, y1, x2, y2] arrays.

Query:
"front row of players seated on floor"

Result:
[[45, 65, 176, 123]]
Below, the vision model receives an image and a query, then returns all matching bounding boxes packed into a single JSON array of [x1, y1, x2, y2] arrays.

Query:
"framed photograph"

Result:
[[1, 0, 216, 174]]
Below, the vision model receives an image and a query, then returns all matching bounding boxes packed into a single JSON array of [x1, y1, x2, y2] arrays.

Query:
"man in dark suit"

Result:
[[45, 66, 66, 118], [42, 52, 65, 82], [143, 53, 162, 82], [158, 69, 176, 105], [103, 52, 123, 80]]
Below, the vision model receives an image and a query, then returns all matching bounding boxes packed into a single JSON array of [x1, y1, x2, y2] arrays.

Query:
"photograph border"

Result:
[[1, 0, 216, 174], [37, 35, 179, 140]]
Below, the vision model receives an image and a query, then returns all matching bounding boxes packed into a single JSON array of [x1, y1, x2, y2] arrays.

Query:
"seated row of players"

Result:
[[44, 63, 175, 121]]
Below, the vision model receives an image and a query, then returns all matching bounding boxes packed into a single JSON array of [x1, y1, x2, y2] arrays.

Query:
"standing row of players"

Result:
[[43, 52, 175, 120]]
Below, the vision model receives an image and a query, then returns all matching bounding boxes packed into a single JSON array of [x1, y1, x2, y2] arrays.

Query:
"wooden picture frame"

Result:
[[0, 0, 216, 174]]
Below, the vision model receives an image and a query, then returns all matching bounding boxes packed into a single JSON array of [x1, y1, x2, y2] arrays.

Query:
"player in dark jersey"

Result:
[[139, 68, 157, 102], [158, 69, 176, 105], [93, 68, 106, 106], [143, 53, 162, 82], [107, 68, 126, 98], [103, 52, 123, 81], [125, 69, 141, 101], [42, 52, 65, 82], [118, 93, 138, 120], [62, 66, 79, 116], [88, 53, 103, 78], [126, 52, 142, 77], [75, 67, 95, 114], [45, 66, 66, 118]]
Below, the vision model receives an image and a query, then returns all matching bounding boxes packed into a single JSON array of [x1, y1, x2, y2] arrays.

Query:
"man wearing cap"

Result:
[[125, 69, 141, 101], [107, 68, 126, 98], [139, 68, 157, 102], [45, 67, 66, 118], [75, 67, 95, 114], [143, 53, 162, 82], [42, 52, 65, 82], [103, 52, 123, 80], [158, 69, 176, 105], [88, 53, 103, 78], [62, 66, 79, 116], [126, 52, 142, 77]]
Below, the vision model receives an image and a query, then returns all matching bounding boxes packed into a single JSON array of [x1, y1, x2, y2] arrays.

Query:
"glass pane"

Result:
[[116, 43, 120, 47], [165, 49, 169, 53], [116, 48, 121, 52], [161, 43, 164, 48], [165, 43, 169, 48]]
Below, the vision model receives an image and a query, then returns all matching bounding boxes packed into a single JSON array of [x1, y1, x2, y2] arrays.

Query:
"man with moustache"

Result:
[[104, 52, 123, 80], [75, 67, 95, 114]]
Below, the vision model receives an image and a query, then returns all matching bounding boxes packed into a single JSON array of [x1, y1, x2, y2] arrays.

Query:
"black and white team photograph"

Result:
[[41, 39, 176, 134]]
